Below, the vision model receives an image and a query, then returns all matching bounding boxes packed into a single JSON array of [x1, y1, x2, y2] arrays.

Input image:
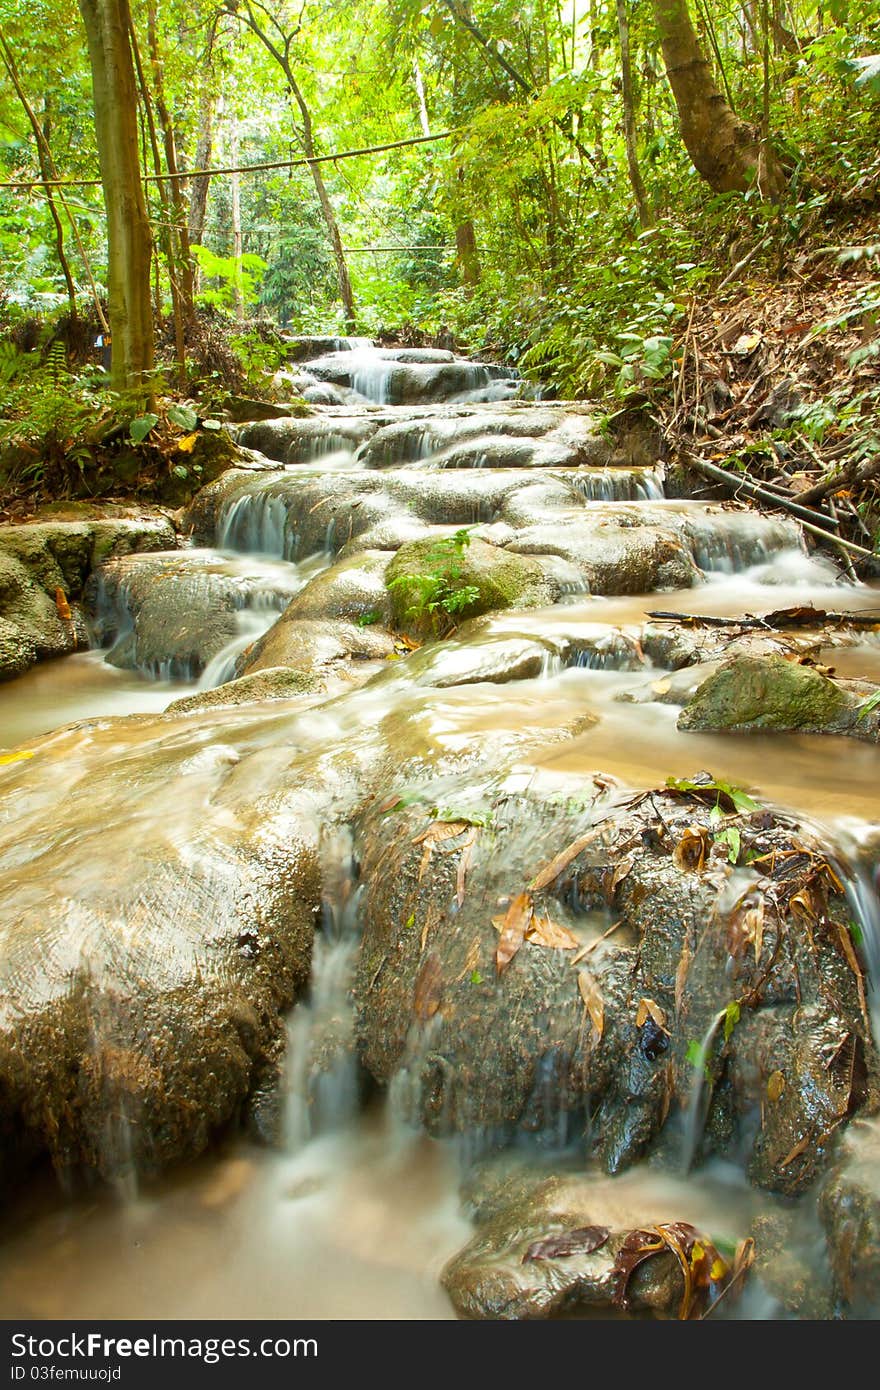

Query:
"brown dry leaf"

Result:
[[836, 922, 868, 1025], [529, 827, 603, 892], [789, 886, 819, 923], [417, 842, 433, 883], [780, 1133, 810, 1169], [455, 829, 477, 908], [496, 892, 533, 974], [414, 952, 443, 1021], [522, 1226, 610, 1264], [673, 826, 709, 874], [54, 587, 72, 621], [528, 916, 581, 951], [397, 633, 421, 651], [767, 1070, 786, 1102], [674, 938, 692, 1016], [413, 819, 470, 846], [578, 970, 604, 1043], [610, 856, 634, 890], [635, 997, 668, 1032], [729, 893, 764, 961]]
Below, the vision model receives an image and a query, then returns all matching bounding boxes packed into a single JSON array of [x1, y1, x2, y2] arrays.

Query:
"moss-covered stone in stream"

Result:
[[385, 533, 551, 637], [167, 665, 325, 713], [678, 653, 856, 734]]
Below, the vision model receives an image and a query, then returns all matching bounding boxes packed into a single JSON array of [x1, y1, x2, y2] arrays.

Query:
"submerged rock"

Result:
[[820, 1119, 880, 1317]]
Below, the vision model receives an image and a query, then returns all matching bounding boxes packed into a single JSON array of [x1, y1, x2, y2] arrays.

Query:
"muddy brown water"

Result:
[[1, 341, 879, 1319]]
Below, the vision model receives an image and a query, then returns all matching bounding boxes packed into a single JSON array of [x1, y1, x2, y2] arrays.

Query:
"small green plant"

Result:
[[387, 528, 481, 631]]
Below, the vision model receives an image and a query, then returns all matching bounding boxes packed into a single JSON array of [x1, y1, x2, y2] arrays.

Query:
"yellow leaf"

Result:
[[177, 432, 199, 453], [635, 997, 668, 1031], [0, 750, 35, 765], [673, 826, 709, 874], [767, 1070, 785, 1102]]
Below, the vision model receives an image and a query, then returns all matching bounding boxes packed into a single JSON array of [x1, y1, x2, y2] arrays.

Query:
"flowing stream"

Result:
[[1, 337, 879, 1319]]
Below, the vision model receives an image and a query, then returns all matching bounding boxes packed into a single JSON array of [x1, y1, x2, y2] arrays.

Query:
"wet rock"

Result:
[[385, 535, 552, 637], [750, 1211, 833, 1318], [0, 513, 177, 679], [87, 550, 298, 680], [166, 666, 326, 713], [0, 708, 326, 1186], [353, 778, 875, 1193], [281, 551, 394, 625], [240, 615, 395, 680], [820, 1119, 880, 1317], [679, 653, 879, 741], [442, 1175, 681, 1319], [225, 398, 299, 424]]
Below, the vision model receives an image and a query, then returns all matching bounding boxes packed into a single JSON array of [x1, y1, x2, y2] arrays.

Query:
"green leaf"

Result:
[[168, 404, 198, 431], [129, 413, 159, 444], [714, 826, 741, 865], [202, 419, 222, 431], [172, 464, 189, 480], [470, 970, 483, 985], [857, 688, 880, 720], [666, 775, 760, 814], [723, 1001, 741, 1043]]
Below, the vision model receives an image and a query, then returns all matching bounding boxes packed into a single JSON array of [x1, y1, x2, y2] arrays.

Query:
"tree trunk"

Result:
[[230, 118, 244, 321], [615, 0, 653, 227], [286, 76, 356, 330], [651, 0, 784, 196], [455, 219, 481, 285], [146, 0, 195, 322], [77, 0, 155, 397]]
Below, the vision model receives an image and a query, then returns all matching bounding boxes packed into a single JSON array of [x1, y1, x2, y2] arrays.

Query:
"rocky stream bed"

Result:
[[1, 336, 879, 1319]]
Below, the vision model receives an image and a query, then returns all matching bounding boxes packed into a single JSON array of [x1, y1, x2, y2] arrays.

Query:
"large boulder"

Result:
[[0, 512, 176, 680], [385, 535, 552, 637], [0, 703, 331, 1186], [679, 653, 880, 742], [353, 774, 876, 1194]]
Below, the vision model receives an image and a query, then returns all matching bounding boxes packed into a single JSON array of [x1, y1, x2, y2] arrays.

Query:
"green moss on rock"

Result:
[[678, 653, 855, 734], [385, 534, 550, 636]]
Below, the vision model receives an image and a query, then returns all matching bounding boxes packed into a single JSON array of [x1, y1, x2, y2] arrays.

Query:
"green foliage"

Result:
[[387, 527, 480, 629], [192, 245, 268, 313], [666, 775, 761, 815]]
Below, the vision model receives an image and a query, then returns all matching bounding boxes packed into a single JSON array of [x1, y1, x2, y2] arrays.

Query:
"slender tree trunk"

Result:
[[146, 0, 195, 321], [77, 0, 155, 397], [0, 38, 78, 318], [188, 82, 215, 251], [455, 220, 481, 285], [230, 118, 244, 321], [651, 0, 785, 195], [128, 15, 188, 384], [616, 0, 653, 227], [225, 3, 355, 329], [413, 60, 431, 136], [285, 74, 356, 329]]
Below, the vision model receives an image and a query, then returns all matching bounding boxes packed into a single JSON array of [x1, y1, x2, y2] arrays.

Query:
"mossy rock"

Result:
[[385, 534, 550, 637], [678, 653, 855, 734]]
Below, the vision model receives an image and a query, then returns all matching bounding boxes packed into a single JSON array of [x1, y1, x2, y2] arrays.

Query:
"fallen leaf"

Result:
[[674, 939, 692, 1015], [177, 431, 199, 453], [780, 1134, 810, 1168], [455, 830, 477, 908], [836, 922, 868, 1025], [673, 826, 709, 873], [767, 1070, 786, 1102], [635, 997, 668, 1032], [529, 827, 604, 892], [496, 892, 533, 974], [414, 952, 443, 1021], [528, 916, 581, 950], [610, 856, 634, 889], [0, 749, 35, 765], [578, 970, 604, 1042], [522, 1226, 610, 1263], [54, 587, 72, 621], [413, 819, 470, 846]]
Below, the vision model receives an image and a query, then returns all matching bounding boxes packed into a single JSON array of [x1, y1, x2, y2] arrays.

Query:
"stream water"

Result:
[[1, 337, 879, 1320]]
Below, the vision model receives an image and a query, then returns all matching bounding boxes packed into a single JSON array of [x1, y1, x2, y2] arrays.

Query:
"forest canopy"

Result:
[[0, 0, 878, 402]]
